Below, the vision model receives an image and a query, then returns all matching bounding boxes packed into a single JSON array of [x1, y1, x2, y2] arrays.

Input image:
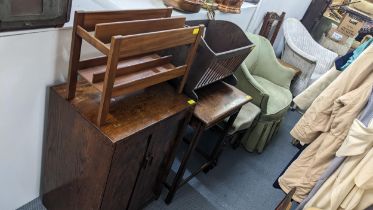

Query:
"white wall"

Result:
[[0, 29, 69, 210], [247, 0, 312, 54], [0, 28, 103, 210], [0, 1, 104, 209]]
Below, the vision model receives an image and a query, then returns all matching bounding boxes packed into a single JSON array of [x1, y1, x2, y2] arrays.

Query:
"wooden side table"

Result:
[[164, 81, 252, 204]]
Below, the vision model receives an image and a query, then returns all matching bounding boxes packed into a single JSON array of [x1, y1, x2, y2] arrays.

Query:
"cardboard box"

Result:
[[337, 14, 365, 37], [327, 28, 349, 44]]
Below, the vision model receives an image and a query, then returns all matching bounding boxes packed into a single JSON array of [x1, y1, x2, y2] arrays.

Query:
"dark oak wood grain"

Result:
[[164, 81, 252, 203], [97, 36, 120, 126], [41, 86, 114, 210], [81, 54, 173, 83], [53, 81, 193, 142], [82, 8, 173, 31], [95, 16, 186, 43], [117, 27, 201, 58], [259, 12, 286, 45], [76, 26, 110, 55], [42, 81, 194, 210], [66, 9, 203, 126], [127, 111, 186, 210], [66, 11, 84, 100], [194, 81, 252, 127], [100, 129, 151, 210]]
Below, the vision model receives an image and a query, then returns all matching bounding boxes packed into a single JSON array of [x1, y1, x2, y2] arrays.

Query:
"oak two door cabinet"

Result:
[[41, 81, 194, 210]]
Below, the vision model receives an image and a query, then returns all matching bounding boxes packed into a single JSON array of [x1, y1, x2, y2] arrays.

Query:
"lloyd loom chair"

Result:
[[281, 18, 338, 96], [66, 8, 203, 126]]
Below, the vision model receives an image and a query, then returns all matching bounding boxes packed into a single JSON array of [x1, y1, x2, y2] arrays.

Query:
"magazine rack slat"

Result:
[[95, 16, 186, 43], [66, 8, 203, 126]]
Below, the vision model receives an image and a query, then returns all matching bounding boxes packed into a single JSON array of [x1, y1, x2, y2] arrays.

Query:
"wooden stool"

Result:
[[164, 81, 252, 204]]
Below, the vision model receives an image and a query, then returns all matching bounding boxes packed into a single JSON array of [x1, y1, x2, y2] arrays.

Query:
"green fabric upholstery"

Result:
[[234, 33, 295, 153], [253, 76, 292, 115], [245, 34, 295, 89]]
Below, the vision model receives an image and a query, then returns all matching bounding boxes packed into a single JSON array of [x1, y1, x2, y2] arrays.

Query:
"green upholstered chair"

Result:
[[234, 33, 296, 153]]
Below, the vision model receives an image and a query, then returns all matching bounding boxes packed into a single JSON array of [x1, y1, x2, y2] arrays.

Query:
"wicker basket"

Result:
[[180, 20, 254, 99]]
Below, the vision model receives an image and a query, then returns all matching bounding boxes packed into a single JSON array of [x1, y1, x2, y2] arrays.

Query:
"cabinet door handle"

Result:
[[148, 155, 153, 166], [143, 154, 153, 169]]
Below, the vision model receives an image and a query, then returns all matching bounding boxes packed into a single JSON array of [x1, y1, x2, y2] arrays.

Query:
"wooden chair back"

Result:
[[259, 12, 286, 45], [66, 8, 204, 126]]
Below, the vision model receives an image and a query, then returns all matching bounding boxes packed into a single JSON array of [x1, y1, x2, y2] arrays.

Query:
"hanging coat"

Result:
[[304, 119, 373, 210], [293, 66, 341, 111], [278, 45, 373, 202]]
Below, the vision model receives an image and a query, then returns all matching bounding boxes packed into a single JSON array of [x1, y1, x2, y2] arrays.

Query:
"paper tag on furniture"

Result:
[[337, 14, 365, 37]]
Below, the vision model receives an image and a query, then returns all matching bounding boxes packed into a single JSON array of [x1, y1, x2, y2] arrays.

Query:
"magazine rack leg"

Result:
[[97, 37, 121, 126], [67, 11, 84, 100]]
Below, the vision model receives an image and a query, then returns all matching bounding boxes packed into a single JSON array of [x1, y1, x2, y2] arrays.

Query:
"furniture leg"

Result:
[[231, 131, 244, 149], [66, 12, 84, 100], [155, 110, 194, 198], [209, 110, 240, 166], [96, 38, 120, 126], [165, 121, 205, 204]]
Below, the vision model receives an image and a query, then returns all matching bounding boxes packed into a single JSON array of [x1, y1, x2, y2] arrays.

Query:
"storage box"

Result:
[[327, 28, 349, 44], [337, 14, 365, 37]]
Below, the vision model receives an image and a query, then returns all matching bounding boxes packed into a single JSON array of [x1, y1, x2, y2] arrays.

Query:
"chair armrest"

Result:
[[277, 59, 301, 76], [280, 44, 317, 77], [283, 39, 317, 64], [238, 63, 266, 94], [235, 64, 268, 111], [316, 41, 339, 59], [272, 60, 297, 89], [281, 43, 318, 96]]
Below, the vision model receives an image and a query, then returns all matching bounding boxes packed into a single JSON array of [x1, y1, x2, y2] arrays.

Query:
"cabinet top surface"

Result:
[[53, 81, 193, 143]]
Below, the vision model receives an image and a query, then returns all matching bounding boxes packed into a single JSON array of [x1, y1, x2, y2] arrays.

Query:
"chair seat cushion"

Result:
[[228, 102, 261, 135], [253, 75, 292, 115]]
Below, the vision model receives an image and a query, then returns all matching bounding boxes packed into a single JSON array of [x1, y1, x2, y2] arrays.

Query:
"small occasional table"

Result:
[[164, 81, 252, 204]]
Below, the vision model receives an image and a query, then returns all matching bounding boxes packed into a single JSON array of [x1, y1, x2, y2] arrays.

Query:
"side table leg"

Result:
[[165, 121, 205, 204], [155, 110, 194, 199], [210, 110, 240, 167]]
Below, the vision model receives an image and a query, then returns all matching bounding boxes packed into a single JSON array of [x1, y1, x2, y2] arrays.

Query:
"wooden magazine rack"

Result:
[[66, 8, 204, 126]]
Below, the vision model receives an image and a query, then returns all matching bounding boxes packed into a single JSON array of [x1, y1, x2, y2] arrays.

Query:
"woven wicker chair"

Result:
[[281, 18, 338, 96]]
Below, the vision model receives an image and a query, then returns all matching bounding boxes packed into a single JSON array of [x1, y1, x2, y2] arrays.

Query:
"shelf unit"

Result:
[[66, 8, 204, 126]]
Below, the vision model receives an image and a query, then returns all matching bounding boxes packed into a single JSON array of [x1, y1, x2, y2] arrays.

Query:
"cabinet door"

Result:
[[127, 111, 188, 210], [100, 129, 151, 210]]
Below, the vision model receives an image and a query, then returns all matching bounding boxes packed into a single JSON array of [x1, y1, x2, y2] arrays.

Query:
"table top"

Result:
[[53, 80, 193, 143], [194, 81, 252, 127]]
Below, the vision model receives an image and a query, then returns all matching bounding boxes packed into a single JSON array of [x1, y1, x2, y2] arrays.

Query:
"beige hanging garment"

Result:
[[304, 119, 373, 210], [278, 45, 373, 202], [292, 66, 341, 112]]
